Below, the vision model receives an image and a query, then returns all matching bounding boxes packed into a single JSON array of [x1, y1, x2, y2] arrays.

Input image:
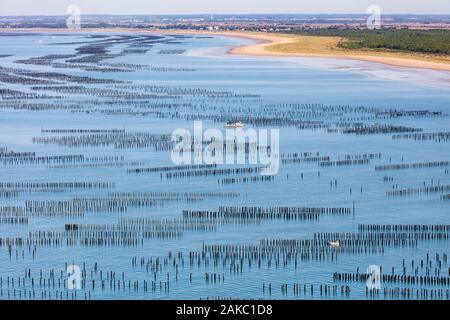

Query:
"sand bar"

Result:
[[2, 28, 450, 72]]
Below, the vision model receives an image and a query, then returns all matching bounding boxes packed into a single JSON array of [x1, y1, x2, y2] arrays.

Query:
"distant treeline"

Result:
[[289, 29, 450, 55]]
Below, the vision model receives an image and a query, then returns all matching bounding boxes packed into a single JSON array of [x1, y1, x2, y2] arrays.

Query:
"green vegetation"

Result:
[[288, 29, 450, 55]]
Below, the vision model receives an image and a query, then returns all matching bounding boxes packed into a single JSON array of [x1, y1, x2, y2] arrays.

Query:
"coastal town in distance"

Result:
[[2, 14, 450, 30]]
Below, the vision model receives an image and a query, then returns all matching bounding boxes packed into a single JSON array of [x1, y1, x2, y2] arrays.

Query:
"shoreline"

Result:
[[208, 31, 450, 72], [2, 28, 450, 72]]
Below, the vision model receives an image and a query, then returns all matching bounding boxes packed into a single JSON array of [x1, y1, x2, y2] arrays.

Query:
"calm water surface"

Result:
[[0, 32, 449, 300]]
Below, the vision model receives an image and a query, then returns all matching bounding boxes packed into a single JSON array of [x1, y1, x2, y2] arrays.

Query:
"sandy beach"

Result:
[[2, 28, 450, 72], [193, 30, 450, 72]]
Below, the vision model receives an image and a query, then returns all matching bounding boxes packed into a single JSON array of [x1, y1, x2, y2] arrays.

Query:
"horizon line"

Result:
[[2, 13, 450, 17]]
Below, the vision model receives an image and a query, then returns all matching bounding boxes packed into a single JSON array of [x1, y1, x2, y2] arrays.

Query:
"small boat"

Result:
[[224, 121, 244, 128], [328, 240, 340, 248]]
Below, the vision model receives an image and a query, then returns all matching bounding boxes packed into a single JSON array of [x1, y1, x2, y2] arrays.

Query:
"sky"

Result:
[[0, 0, 450, 16]]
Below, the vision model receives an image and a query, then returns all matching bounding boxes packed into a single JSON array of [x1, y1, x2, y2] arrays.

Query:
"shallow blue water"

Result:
[[0, 32, 449, 300]]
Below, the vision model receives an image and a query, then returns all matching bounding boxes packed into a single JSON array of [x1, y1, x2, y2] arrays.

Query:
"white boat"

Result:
[[224, 121, 244, 128], [328, 240, 340, 248]]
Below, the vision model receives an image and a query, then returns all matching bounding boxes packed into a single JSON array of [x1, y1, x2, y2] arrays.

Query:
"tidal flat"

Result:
[[0, 32, 449, 300]]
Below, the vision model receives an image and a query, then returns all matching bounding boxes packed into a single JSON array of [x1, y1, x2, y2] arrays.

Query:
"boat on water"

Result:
[[224, 120, 244, 128]]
